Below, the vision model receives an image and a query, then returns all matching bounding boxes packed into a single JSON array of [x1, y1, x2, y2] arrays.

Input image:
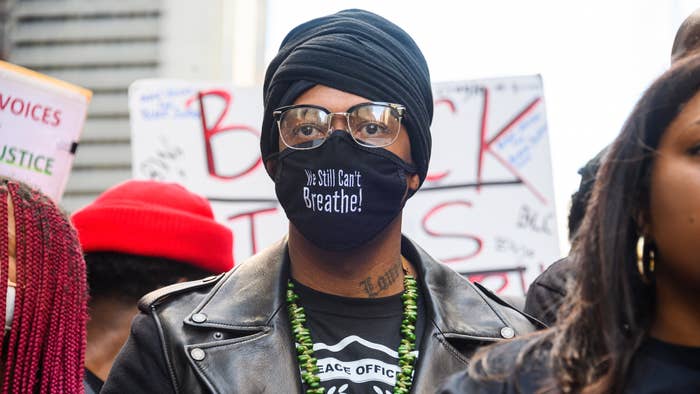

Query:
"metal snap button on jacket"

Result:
[[500, 326, 515, 339], [191, 313, 207, 323], [190, 348, 206, 361]]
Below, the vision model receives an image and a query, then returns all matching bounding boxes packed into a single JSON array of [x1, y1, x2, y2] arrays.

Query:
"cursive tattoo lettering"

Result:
[[359, 262, 402, 297]]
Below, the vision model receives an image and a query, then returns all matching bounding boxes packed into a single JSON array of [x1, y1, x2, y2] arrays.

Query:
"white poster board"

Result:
[[130, 76, 559, 295], [0, 61, 92, 201]]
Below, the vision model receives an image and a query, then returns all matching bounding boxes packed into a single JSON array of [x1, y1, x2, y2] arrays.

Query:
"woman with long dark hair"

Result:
[[1, 177, 88, 393], [440, 53, 700, 393]]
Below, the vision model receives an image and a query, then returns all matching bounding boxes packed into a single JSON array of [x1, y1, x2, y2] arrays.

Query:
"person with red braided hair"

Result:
[[0, 176, 88, 393]]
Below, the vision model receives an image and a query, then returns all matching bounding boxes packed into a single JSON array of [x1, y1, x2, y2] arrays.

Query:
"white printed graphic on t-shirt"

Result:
[[306, 334, 419, 388]]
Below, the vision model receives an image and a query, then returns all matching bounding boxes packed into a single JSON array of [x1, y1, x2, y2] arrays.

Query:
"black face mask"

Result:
[[273, 132, 417, 251]]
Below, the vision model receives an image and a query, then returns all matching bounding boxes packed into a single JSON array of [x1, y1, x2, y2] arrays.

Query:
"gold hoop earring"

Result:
[[636, 236, 655, 283]]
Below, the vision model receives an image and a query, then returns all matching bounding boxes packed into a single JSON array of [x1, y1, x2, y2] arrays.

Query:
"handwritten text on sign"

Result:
[[130, 76, 560, 296]]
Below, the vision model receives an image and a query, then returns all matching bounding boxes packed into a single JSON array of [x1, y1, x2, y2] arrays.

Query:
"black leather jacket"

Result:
[[102, 236, 540, 393]]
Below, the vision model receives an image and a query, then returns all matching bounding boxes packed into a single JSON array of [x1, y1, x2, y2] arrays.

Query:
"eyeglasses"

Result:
[[272, 102, 406, 150]]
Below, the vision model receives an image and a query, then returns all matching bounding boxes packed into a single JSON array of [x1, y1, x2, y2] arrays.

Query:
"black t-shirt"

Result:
[[83, 368, 103, 394], [624, 338, 700, 393], [293, 280, 425, 394]]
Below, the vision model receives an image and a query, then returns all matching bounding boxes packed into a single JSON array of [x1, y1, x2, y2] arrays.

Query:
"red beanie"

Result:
[[71, 180, 233, 273]]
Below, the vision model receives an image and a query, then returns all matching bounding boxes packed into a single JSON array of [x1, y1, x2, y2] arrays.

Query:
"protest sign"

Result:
[[130, 76, 560, 295], [405, 76, 560, 294], [0, 61, 91, 201], [129, 80, 287, 261]]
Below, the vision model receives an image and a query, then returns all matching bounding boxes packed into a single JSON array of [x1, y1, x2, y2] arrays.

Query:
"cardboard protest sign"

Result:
[[130, 75, 560, 295], [0, 61, 91, 201]]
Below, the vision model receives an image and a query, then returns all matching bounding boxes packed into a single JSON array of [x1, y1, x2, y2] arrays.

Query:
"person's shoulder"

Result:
[[471, 280, 546, 330], [404, 236, 545, 334], [530, 256, 577, 295], [478, 334, 543, 368], [439, 333, 553, 393], [524, 256, 577, 325], [137, 273, 226, 313], [138, 238, 287, 314]]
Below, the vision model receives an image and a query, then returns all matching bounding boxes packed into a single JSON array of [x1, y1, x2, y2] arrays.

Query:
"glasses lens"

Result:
[[279, 107, 329, 149], [348, 104, 401, 147]]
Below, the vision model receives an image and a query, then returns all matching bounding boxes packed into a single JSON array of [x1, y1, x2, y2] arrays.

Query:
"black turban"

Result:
[[261, 9, 433, 186]]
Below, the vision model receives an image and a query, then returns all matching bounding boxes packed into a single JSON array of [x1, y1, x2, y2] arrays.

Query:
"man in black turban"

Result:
[[103, 9, 538, 394], [261, 9, 433, 186]]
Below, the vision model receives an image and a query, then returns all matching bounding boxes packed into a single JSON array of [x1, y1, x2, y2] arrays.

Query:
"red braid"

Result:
[[0, 189, 8, 390], [1, 179, 88, 393]]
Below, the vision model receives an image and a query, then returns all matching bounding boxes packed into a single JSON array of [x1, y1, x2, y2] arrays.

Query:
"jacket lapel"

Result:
[[402, 236, 531, 391], [179, 239, 303, 393], [176, 236, 531, 393]]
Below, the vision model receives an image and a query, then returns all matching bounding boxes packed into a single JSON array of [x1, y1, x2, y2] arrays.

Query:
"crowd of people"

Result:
[[1, 7, 699, 394]]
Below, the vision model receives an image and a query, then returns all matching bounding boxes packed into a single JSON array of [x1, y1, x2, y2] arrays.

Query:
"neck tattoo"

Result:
[[286, 266, 419, 394]]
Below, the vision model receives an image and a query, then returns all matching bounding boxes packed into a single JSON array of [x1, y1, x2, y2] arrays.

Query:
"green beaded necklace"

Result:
[[286, 269, 419, 394]]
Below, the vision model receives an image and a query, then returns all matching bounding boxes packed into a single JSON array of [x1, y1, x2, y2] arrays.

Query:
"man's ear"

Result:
[[401, 173, 421, 202], [408, 173, 420, 193]]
